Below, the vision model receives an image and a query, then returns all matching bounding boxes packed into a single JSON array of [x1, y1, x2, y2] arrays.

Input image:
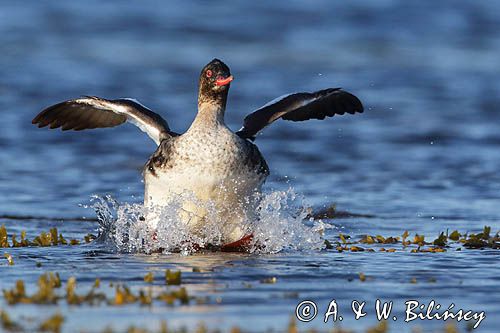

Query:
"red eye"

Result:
[[206, 70, 212, 78]]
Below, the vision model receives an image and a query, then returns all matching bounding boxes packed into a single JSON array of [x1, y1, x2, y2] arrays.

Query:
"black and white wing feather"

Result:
[[236, 88, 363, 140], [32, 96, 176, 145]]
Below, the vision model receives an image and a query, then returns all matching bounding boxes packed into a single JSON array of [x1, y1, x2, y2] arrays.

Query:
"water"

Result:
[[1, 1, 499, 332], [91, 190, 325, 255]]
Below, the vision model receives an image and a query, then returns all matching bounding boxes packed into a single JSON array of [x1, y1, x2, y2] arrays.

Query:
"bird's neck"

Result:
[[192, 90, 228, 129]]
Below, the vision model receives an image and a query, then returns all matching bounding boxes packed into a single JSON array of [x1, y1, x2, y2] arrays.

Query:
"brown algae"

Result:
[[2, 272, 190, 307], [330, 226, 498, 253], [0, 225, 94, 248]]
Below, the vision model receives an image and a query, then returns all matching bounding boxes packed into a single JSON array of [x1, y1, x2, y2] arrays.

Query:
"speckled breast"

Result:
[[143, 125, 269, 208]]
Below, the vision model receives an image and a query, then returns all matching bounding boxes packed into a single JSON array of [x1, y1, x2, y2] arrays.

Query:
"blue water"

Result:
[[1, 1, 499, 332]]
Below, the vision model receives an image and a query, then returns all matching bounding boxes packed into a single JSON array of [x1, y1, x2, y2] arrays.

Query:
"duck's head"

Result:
[[199, 59, 233, 96]]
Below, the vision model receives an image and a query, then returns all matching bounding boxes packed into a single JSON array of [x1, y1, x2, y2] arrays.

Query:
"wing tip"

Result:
[[341, 90, 364, 114], [32, 115, 49, 128], [354, 97, 364, 114], [32, 111, 45, 125]]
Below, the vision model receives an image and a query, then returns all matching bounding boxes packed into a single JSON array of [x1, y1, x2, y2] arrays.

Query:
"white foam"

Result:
[[91, 188, 328, 255]]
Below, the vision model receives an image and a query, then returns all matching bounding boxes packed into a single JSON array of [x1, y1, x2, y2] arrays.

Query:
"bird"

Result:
[[32, 58, 363, 251]]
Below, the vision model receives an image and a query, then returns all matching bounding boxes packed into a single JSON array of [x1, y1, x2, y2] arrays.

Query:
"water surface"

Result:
[[1, 1, 499, 332]]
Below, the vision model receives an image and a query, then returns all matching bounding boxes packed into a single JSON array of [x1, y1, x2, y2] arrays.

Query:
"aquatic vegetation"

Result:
[[2, 273, 62, 305], [0, 225, 94, 248], [0, 225, 8, 247], [329, 226, 499, 253], [144, 272, 154, 283], [84, 233, 97, 243], [157, 287, 189, 305], [3, 253, 14, 265], [32, 272, 62, 304], [260, 277, 277, 284], [3, 274, 74, 306], [462, 226, 498, 249], [165, 270, 182, 285], [87, 318, 466, 333], [39, 313, 64, 333], [114, 285, 140, 305], [112, 283, 185, 307], [2, 280, 26, 305], [0, 304, 478, 333], [11, 231, 30, 247], [449, 230, 461, 241], [0, 309, 21, 331], [1, 309, 64, 333], [2, 272, 190, 307]]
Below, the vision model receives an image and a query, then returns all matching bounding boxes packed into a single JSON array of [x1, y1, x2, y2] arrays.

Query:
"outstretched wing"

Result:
[[32, 96, 176, 145], [236, 88, 363, 140]]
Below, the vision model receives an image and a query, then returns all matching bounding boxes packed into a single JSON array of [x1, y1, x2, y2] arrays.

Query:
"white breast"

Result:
[[143, 125, 267, 243]]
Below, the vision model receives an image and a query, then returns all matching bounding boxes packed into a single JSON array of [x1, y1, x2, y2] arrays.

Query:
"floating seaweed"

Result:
[[38, 313, 64, 333], [325, 226, 498, 253], [157, 287, 189, 305], [462, 226, 499, 249], [144, 272, 154, 283], [114, 285, 139, 305], [0, 307, 475, 333], [0, 226, 8, 247], [165, 269, 182, 285], [4, 253, 14, 265], [0, 225, 95, 249], [2, 272, 190, 308], [0, 309, 22, 331], [260, 277, 277, 284]]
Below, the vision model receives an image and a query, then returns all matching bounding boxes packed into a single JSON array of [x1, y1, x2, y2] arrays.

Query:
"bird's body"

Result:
[[144, 106, 268, 242], [33, 58, 363, 249]]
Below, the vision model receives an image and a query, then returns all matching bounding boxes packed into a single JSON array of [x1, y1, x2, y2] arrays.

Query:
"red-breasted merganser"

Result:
[[32, 59, 363, 250]]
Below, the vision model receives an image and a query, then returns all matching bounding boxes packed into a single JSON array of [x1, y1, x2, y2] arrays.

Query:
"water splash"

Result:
[[91, 189, 329, 255]]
